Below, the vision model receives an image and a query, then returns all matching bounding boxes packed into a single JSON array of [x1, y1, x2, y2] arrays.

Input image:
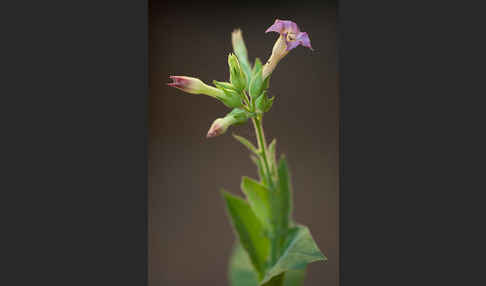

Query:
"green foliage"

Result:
[[212, 80, 244, 108], [256, 91, 275, 113], [260, 226, 327, 285], [229, 108, 253, 125], [253, 58, 263, 75], [250, 155, 268, 186], [213, 80, 237, 90], [250, 67, 264, 99], [231, 29, 252, 89], [241, 176, 272, 229], [228, 226, 323, 286], [282, 269, 306, 286], [273, 156, 292, 234], [225, 154, 326, 286], [223, 191, 270, 278], [229, 53, 247, 91], [223, 28, 324, 286], [229, 243, 260, 286], [233, 134, 259, 155]]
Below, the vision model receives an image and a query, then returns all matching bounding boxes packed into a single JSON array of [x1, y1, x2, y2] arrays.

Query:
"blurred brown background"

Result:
[[149, 0, 338, 285]]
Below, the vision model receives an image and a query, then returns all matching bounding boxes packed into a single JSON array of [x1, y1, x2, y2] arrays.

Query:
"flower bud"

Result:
[[232, 29, 249, 65], [207, 118, 229, 138], [228, 54, 247, 91], [168, 76, 224, 98], [206, 108, 250, 138], [231, 29, 252, 83]]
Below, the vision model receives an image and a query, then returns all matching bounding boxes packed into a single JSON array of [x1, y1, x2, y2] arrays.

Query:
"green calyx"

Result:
[[213, 80, 244, 109], [255, 91, 275, 114], [229, 53, 247, 92]]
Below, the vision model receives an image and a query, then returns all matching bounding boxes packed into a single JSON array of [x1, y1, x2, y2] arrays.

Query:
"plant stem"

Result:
[[252, 115, 283, 278], [252, 116, 274, 191]]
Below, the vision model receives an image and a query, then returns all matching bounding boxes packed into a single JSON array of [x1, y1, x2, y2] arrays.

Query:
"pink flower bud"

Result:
[[206, 118, 229, 138], [167, 76, 224, 98]]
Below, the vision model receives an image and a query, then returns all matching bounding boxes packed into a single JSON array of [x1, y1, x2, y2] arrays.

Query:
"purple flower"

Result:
[[265, 19, 313, 51], [262, 19, 313, 78]]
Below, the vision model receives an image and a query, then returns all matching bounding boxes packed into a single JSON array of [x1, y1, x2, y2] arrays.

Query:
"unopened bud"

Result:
[[207, 117, 232, 138], [168, 76, 224, 98], [228, 54, 247, 91], [207, 108, 250, 138], [232, 29, 248, 64]]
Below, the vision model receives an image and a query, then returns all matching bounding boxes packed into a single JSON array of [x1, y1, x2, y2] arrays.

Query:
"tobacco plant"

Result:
[[168, 19, 327, 286]]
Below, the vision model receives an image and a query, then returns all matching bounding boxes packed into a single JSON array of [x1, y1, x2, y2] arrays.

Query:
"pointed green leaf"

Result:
[[233, 134, 259, 155], [250, 155, 268, 186], [229, 242, 306, 286], [213, 80, 237, 91], [255, 91, 267, 113], [268, 139, 277, 175], [232, 29, 252, 88], [274, 155, 292, 231], [260, 226, 326, 285], [216, 91, 243, 109], [263, 75, 271, 90], [223, 191, 270, 277], [241, 176, 271, 228], [263, 96, 275, 112], [250, 68, 264, 99], [229, 243, 259, 286], [282, 268, 306, 286], [253, 58, 262, 75], [229, 53, 247, 91]]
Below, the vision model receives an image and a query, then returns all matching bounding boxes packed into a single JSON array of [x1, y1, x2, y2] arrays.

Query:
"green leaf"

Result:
[[255, 92, 275, 114], [233, 134, 259, 155], [268, 139, 277, 174], [250, 68, 264, 99], [252, 58, 263, 75], [263, 96, 275, 112], [282, 268, 306, 286], [229, 243, 259, 286], [250, 155, 268, 186], [260, 226, 326, 285], [229, 108, 252, 125], [231, 29, 252, 88], [216, 89, 243, 109], [241, 176, 271, 228], [229, 53, 247, 91], [274, 155, 292, 231], [229, 242, 307, 286], [263, 75, 271, 90], [223, 191, 270, 278], [255, 91, 266, 113], [213, 80, 237, 91]]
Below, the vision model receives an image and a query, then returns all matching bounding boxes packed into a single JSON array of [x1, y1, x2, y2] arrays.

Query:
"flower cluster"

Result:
[[167, 19, 312, 138]]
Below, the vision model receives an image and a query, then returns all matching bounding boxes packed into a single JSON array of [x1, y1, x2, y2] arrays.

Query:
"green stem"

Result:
[[252, 116, 274, 190], [252, 115, 282, 273]]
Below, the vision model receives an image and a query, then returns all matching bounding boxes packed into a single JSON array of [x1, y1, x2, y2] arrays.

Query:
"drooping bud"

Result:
[[206, 108, 251, 138], [207, 117, 231, 138], [168, 76, 224, 98]]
